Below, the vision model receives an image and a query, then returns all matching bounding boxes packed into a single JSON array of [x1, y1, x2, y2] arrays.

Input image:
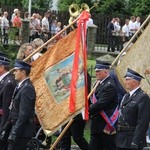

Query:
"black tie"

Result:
[[12, 85, 19, 99], [126, 93, 130, 98], [123, 93, 130, 103]]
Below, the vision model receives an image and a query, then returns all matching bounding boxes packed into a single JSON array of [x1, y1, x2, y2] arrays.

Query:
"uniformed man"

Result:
[[116, 68, 150, 150], [89, 62, 119, 150], [0, 54, 16, 150], [6, 59, 36, 150]]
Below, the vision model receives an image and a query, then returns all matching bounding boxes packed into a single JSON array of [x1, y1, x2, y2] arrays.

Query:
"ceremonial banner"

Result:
[[30, 30, 86, 135], [116, 23, 150, 95]]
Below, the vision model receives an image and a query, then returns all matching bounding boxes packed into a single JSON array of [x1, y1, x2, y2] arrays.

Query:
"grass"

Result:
[[87, 59, 96, 68], [84, 121, 91, 142], [87, 59, 96, 77]]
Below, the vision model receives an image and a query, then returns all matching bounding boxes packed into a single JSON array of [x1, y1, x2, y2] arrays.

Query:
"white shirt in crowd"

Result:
[[42, 17, 49, 32], [1, 16, 9, 34], [32, 52, 42, 61], [133, 21, 141, 30], [122, 24, 129, 37], [129, 20, 136, 34], [114, 21, 121, 36]]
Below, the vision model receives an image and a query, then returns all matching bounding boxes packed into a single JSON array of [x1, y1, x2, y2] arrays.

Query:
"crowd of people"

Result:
[[107, 16, 141, 52], [0, 8, 67, 45]]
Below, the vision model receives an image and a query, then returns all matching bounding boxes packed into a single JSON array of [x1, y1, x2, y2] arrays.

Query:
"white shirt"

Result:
[[11, 13, 15, 22], [129, 86, 140, 97], [42, 17, 49, 32], [32, 53, 42, 61], [0, 72, 9, 82], [1, 16, 9, 31], [122, 24, 129, 37], [18, 77, 29, 88], [133, 21, 141, 30], [114, 22, 121, 36], [129, 20, 136, 33], [114, 22, 121, 31], [100, 75, 110, 84]]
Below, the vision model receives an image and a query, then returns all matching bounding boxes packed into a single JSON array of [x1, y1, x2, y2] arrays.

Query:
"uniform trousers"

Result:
[[60, 115, 89, 150], [107, 35, 115, 52], [89, 132, 116, 150]]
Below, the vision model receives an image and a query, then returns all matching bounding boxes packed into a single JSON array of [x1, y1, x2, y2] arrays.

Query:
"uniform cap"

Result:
[[94, 62, 110, 71], [124, 68, 144, 81], [14, 59, 31, 70], [0, 56, 11, 66]]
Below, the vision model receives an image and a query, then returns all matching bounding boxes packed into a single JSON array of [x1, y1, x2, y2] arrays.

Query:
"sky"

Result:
[[51, 0, 58, 10]]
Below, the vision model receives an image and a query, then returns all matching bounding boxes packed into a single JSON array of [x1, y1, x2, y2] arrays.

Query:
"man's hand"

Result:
[[89, 104, 98, 118], [8, 132, 17, 143]]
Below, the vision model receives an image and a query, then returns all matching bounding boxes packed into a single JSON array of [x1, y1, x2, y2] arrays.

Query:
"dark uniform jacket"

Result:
[[89, 76, 118, 134], [9, 78, 36, 138], [0, 73, 16, 131], [116, 88, 150, 149], [107, 22, 115, 36]]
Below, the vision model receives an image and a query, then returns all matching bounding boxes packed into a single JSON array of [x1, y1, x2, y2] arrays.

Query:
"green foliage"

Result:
[[0, 0, 22, 7], [57, 0, 150, 16], [0, 43, 18, 67], [8, 28, 18, 43], [126, 0, 150, 16], [95, 0, 127, 15], [0, 0, 52, 11], [21, 0, 51, 11]]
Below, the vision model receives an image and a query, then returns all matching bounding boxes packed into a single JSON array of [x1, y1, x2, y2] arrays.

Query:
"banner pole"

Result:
[[50, 119, 74, 150], [49, 81, 99, 150]]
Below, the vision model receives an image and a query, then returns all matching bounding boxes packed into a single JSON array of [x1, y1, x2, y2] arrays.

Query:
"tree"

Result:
[[126, 0, 150, 16], [21, 0, 51, 11], [95, 0, 127, 15], [0, 0, 22, 7], [0, 0, 52, 12], [58, 0, 149, 16]]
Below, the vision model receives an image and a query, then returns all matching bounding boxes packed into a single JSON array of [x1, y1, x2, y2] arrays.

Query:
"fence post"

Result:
[[87, 24, 97, 55], [21, 19, 30, 44]]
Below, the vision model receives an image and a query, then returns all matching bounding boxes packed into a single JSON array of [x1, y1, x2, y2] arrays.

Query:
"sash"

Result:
[[91, 93, 118, 133], [0, 109, 3, 115]]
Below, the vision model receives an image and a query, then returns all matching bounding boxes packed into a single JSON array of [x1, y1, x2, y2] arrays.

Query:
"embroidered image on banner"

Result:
[[43, 54, 84, 103]]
